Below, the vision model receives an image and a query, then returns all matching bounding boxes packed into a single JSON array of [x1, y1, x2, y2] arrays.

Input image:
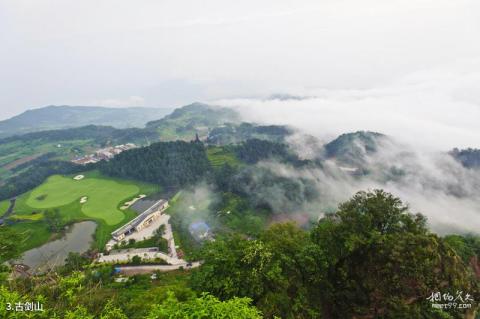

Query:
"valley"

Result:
[[0, 103, 479, 318]]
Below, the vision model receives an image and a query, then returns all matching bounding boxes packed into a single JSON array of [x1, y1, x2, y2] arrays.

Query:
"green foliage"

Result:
[[0, 161, 84, 201], [131, 255, 142, 265], [310, 190, 479, 318], [207, 122, 291, 145], [233, 138, 307, 166], [146, 291, 262, 319], [215, 165, 319, 213], [0, 105, 171, 138], [193, 190, 479, 318], [0, 227, 22, 262], [0, 286, 50, 318], [324, 130, 385, 167], [191, 224, 323, 318], [444, 234, 480, 263], [207, 146, 240, 168], [60, 252, 90, 275], [44, 209, 62, 232], [145, 102, 238, 141], [99, 141, 211, 187]]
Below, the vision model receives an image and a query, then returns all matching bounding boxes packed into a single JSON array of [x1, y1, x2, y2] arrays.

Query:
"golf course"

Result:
[[1, 170, 160, 253], [27, 174, 139, 225]]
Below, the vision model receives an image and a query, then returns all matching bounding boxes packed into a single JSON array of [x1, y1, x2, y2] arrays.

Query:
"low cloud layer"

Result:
[[216, 59, 480, 151], [210, 59, 480, 234], [245, 139, 480, 234]]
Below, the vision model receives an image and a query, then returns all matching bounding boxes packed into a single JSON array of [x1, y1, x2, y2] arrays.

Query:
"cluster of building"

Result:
[[72, 143, 136, 165], [99, 199, 184, 265], [110, 199, 169, 242]]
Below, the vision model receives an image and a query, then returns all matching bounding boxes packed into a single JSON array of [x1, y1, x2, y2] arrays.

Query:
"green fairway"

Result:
[[1, 170, 160, 252], [27, 174, 139, 225]]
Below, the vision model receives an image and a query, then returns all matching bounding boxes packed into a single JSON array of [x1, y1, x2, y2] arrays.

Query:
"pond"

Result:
[[16, 221, 97, 274]]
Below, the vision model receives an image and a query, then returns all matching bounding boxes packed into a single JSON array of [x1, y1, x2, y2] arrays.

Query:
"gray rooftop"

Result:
[[111, 199, 167, 237]]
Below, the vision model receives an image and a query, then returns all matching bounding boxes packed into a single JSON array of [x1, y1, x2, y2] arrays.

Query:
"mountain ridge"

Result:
[[0, 105, 173, 138]]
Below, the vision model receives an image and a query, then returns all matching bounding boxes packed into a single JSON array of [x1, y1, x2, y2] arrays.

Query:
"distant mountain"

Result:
[[450, 148, 480, 169], [146, 102, 239, 141], [0, 105, 173, 138], [324, 131, 387, 167]]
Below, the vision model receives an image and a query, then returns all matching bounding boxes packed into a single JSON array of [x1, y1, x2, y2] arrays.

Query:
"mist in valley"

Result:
[[210, 64, 480, 234]]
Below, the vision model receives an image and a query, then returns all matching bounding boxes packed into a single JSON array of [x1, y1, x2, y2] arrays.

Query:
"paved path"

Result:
[[116, 262, 201, 275], [98, 247, 185, 265]]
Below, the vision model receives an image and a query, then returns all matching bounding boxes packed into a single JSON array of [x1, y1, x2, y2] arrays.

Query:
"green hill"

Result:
[[0, 105, 173, 138], [146, 102, 239, 141], [324, 131, 386, 167]]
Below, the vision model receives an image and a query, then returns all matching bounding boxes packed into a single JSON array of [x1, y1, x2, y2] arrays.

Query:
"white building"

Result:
[[111, 199, 169, 242]]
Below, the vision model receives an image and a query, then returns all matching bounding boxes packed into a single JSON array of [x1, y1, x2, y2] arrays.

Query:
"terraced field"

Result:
[[206, 146, 240, 167]]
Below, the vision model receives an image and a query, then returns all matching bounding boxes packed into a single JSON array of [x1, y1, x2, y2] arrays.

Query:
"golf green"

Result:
[[26, 175, 139, 225]]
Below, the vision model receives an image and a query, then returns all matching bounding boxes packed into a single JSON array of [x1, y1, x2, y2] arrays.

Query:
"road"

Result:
[[116, 262, 201, 275]]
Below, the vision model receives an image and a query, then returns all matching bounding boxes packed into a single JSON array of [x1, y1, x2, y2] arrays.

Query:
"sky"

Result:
[[0, 0, 480, 149]]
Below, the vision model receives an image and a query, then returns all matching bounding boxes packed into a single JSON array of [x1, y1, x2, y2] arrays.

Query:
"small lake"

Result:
[[17, 221, 97, 274]]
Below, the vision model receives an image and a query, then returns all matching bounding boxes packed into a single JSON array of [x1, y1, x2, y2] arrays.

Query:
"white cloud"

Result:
[[90, 96, 146, 107], [1, 0, 479, 118], [215, 58, 480, 150]]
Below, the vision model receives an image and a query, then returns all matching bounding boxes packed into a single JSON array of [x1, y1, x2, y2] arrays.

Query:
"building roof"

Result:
[[111, 199, 167, 237]]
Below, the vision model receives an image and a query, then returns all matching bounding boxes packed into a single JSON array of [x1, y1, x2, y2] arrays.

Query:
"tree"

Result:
[[61, 252, 90, 274], [309, 190, 479, 318], [99, 141, 211, 187], [191, 225, 322, 318], [44, 209, 62, 232], [131, 255, 142, 265], [0, 227, 22, 262], [192, 190, 479, 319], [146, 291, 262, 319]]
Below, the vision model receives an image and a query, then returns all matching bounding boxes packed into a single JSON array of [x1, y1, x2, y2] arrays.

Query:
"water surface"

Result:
[[17, 221, 97, 274]]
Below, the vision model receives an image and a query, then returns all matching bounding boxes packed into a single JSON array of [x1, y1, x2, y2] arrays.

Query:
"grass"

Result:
[[27, 174, 139, 225], [0, 200, 11, 217], [1, 170, 160, 252], [214, 192, 268, 236], [9, 221, 52, 253], [206, 146, 240, 168]]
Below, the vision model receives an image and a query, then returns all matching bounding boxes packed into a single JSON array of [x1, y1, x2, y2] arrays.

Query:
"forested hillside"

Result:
[[324, 131, 386, 167], [99, 141, 210, 187], [0, 105, 172, 138], [207, 122, 292, 145], [146, 102, 239, 141]]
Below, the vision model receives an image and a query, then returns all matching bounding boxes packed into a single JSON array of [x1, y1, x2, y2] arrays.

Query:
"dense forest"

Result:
[[232, 138, 309, 166], [99, 141, 211, 187], [0, 125, 158, 146], [207, 122, 292, 145], [324, 131, 386, 167]]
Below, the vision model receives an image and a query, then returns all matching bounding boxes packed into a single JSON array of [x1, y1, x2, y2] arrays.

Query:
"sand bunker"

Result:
[[73, 175, 85, 181], [120, 194, 147, 210], [80, 196, 88, 204]]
